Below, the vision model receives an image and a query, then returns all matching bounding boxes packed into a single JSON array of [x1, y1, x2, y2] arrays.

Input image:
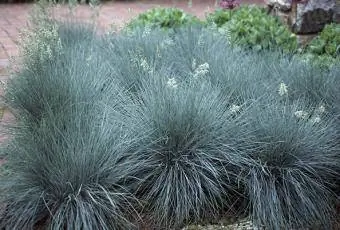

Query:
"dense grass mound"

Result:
[[127, 77, 252, 228], [6, 21, 106, 126], [0, 102, 142, 229], [1, 15, 340, 230], [1, 21, 143, 229], [102, 27, 173, 93], [244, 100, 339, 229]]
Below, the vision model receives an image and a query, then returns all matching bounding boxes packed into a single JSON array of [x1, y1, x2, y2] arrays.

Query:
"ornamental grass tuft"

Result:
[[1, 20, 144, 229], [243, 100, 340, 229], [127, 76, 252, 228], [1, 10, 340, 230]]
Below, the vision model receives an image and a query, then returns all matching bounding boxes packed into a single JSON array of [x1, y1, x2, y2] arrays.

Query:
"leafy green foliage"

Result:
[[300, 23, 340, 68], [206, 6, 298, 52], [206, 8, 232, 28], [298, 52, 339, 69], [307, 23, 340, 58], [127, 7, 201, 30]]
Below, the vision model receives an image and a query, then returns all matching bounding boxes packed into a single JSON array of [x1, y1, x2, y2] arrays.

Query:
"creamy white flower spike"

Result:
[[294, 110, 309, 119], [198, 34, 205, 47], [160, 38, 175, 49], [0, 80, 6, 91], [140, 59, 150, 72], [230, 104, 241, 113], [310, 116, 321, 124], [21, 21, 62, 65], [278, 82, 288, 96], [192, 58, 197, 70], [317, 104, 326, 114], [167, 78, 178, 89], [142, 25, 151, 38], [193, 63, 209, 79]]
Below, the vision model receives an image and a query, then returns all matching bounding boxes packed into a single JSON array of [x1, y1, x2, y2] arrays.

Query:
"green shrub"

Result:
[[206, 8, 232, 28], [300, 23, 340, 68], [206, 6, 298, 52], [127, 7, 202, 30], [307, 23, 340, 58]]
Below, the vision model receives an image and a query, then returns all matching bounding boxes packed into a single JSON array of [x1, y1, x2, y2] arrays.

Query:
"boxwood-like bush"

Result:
[[206, 6, 298, 52], [307, 23, 340, 58], [300, 23, 340, 68], [127, 7, 202, 30]]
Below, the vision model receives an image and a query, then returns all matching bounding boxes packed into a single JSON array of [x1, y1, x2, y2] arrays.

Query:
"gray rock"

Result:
[[293, 0, 336, 34], [266, 0, 292, 11], [333, 0, 340, 23]]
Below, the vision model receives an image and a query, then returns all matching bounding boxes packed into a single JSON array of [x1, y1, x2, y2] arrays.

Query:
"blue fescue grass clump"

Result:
[[243, 100, 340, 229], [1, 14, 340, 230], [1, 20, 145, 229], [328, 66, 340, 132], [163, 27, 278, 105], [128, 76, 252, 228], [0, 102, 143, 229], [6, 21, 107, 126], [102, 27, 172, 93]]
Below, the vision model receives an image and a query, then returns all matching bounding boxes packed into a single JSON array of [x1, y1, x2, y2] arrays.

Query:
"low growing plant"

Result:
[[307, 23, 340, 58], [1, 19, 144, 229], [129, 76, 252, 228], [127, 7, 202, 30], [1, 11, 340, 230], [243, 100, 339, 229], [0, 95, 145, 229], [300, 23, 340, 68], [7, 19, 107, 126], [206, 6, 298, 52], [102, 27, 173, 93]]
